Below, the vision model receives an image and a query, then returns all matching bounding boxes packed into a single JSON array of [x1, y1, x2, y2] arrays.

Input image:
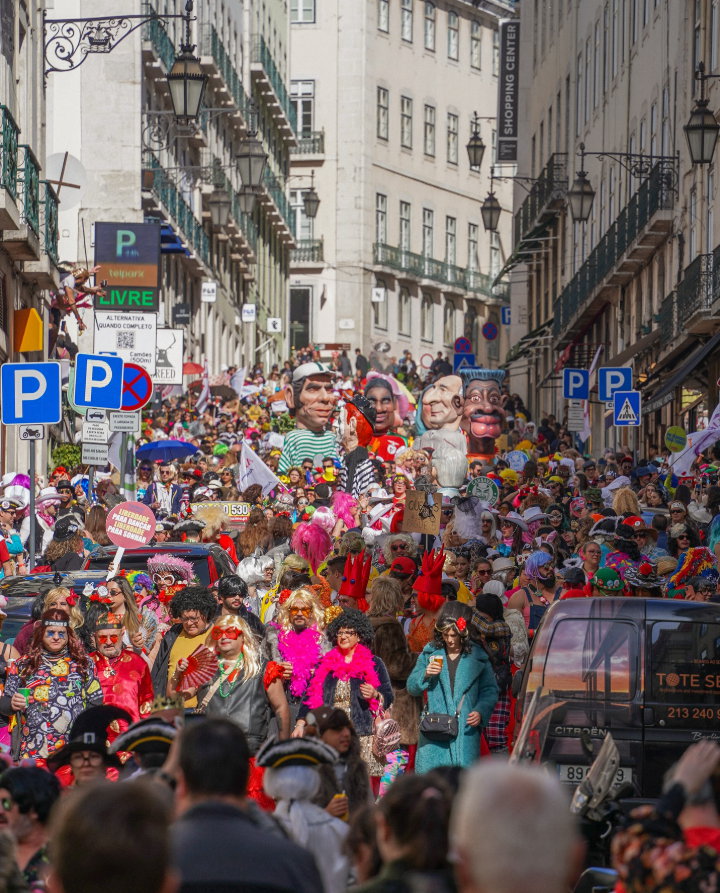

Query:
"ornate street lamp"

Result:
[[685, 64, 720, 165], [208, 188, 231, 227], [303, 171, 320, 219], [480, 167, 501, 232], [166, 2, 207, 123], [567, 168, 595, 222], [466, 112, 486, 170]]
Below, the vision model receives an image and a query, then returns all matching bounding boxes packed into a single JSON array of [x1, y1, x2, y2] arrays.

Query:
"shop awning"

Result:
[[642, 330, 720, 415], [503, 319, 552, 368]]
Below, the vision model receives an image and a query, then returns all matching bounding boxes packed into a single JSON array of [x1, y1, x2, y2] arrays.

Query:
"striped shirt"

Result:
[[278, 429, 338, 473]]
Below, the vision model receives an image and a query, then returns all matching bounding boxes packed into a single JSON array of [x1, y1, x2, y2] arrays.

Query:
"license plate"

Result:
[[557, 764, 633, 785]]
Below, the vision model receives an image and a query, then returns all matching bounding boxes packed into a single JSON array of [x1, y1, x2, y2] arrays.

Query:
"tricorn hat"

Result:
[[47, 705, 132, 772]]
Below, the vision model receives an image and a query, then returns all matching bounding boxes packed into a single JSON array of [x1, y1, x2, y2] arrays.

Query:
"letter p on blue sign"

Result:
[[562, 368, 589, 400]]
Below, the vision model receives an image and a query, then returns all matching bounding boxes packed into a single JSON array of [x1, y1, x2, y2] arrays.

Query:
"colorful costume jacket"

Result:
[[5, 654, 103, 759], [90, 649, 153, 725]]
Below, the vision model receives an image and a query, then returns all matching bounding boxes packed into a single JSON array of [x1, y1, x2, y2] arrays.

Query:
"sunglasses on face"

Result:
[[211, 626, 242, 640], [45, 630, 67, 640], [391, 544, 407, 551], [97, 634, 119, 644], [153, 574, 176, 585], [476, 569, 491, 576], [289, 606, 311, 616], [677, 534, 690, 540]]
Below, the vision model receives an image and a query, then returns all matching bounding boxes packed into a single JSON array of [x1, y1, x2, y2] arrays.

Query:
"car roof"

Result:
[[0, 570, 108, 597], [88, 543, 224, 557], [545, 596, 720, 623]]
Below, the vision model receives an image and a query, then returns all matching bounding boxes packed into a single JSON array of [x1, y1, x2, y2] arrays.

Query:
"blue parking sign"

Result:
[[73, 354, 124, 409], [562, 368, 589, 400], [0, 362, 62, 425], [599, 367, 632, 403]]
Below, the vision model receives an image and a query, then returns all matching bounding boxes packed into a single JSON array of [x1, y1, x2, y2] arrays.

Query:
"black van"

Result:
[[515, 597, 720, 797]]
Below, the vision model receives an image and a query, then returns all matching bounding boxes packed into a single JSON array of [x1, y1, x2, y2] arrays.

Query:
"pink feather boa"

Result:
[[273, 625, 324, 698], [304, 643, 381, 713]]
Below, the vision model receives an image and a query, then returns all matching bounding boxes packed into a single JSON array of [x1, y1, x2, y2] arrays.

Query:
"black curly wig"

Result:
[[325, 608, 374, 647], [169, 585, 218, 622]]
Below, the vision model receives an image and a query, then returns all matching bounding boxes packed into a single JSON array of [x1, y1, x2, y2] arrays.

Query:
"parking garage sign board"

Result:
[[94, 222, 161, 311]]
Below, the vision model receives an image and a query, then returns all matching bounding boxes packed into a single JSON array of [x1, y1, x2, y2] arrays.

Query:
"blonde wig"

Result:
[[275, 587, 325, 631], [44, 587, 84, 631], [368, 576, 404, 617], [612, 487, 640, 517], [208, 614, 263, 680]]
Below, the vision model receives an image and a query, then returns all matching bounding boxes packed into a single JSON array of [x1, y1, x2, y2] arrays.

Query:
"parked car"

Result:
[[0, 571, 109, 644], [514, 596, 720, 797], [83, 543, 236, 585]]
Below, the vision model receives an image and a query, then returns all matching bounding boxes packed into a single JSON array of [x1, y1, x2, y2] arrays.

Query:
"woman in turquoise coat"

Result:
[[407, 602, 498, 773]]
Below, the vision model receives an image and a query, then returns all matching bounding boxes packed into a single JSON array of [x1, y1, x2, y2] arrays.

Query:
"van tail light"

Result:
[[207, 556, 219, 584]]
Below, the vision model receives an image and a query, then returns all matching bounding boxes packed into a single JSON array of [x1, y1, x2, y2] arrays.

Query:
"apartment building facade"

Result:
[[508, 1, 720, 450], [289, 0, 515, 370]]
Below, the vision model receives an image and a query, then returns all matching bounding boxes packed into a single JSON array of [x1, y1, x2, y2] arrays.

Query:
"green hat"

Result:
[[590, 567, 623, 592], [583, 487, 603, 504]]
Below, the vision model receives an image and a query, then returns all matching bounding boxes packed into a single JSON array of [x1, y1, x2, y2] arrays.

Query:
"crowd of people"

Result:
[[0, 353, 716, 890]]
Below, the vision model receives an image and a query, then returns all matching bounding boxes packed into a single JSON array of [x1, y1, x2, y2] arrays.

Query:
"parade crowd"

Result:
[[0, 349, 716, 892]]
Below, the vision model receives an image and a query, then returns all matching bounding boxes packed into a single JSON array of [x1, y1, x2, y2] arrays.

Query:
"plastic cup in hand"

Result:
[[18, 688, 31, 705]]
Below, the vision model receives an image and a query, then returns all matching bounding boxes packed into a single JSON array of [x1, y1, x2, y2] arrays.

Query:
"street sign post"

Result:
[[599, 367, 633, 403], [81, 421, 110, 444], [567, 399, 586, 432], [482, 321, 498, 341], [454, 337, 472, 354], [613, 390, 641, 426], [73, 354, 124, 409], [1, 362, 62, 425], [562, 369, 589, 400], [19, 425, 45, 441], [121, 363, 153, 412], [454, 353, 476, 372], [81, 442, 110, 465], [109, 410, 141, 433]]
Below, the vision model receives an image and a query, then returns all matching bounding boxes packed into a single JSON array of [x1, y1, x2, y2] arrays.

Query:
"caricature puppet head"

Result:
[[459, 368, 507, 456], [283, 362, 337, 432], [418, 374, 463, 434]]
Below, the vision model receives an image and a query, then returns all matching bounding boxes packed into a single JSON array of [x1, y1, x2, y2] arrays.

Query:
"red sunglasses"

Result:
[[211, 626, 243, 640], [97, 634, 119, 644]]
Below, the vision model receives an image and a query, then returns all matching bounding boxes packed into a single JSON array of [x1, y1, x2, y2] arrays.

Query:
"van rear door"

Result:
[[644, 605, 720, 796]]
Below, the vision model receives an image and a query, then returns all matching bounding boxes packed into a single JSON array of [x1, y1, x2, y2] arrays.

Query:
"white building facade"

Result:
[[289, 0, 515, 371]]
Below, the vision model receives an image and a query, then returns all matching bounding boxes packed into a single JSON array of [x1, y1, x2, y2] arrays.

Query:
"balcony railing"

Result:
[[252, 36, 297, 133], [41, 181, 59, 265], [18, 145, 40, 235], [211, 162, 258, 256], [373, 243, 502, 301], [144, 152, 210, 267], [513, 153, 568, 246], [292, 131, 325, 155], [291, 238, 323, 263], [553, 159, 676, 339], [142, 1, 176, 71], [0, 105, 19, 200], [262, 167, 295, 233], [658, 290, 676, 346], [201, 25, 251, 120]]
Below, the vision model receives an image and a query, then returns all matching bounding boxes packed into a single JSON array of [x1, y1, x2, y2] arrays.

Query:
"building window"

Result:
[[401, 95, 413, 148], [424, 2, 436, 51], [471, 20, 481, 68], [443, 300, 455, 346], [707, 169, 715, 252], [694, 0, 701, 74], [467, 223, 479, 271], [290, 189, 314, 240], [447, 10, 459, 60], [378, 0, 389, 33], [290, 80, 314, 136], [447, 112, 458, 164], [377, 87, 389, 140], [422, 208, 434, 256], [376, 193, 387, 243], [399, 201, 411, 251], [713, 0, 719, 72], [421, 292, 434, 340], [611, 0, 619, 77], [662, 84, 670, 154], [290, 0, 315, 23], [445, 216, 456, 265], [401, 0, 413, 42], [424, 104, 436, 156], [373, 279, 389, 329], [650, 101, 657, 155], [490, 231, 500, 278], [492, 29, 499, 75], [398, 287, 411, 335]]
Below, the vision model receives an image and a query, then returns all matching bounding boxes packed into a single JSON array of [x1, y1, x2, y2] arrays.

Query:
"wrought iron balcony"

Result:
[[291, 131, 325, 156], [41, 181, 59, 265], [200, 25, 251, 122], [18, 145, 40, 235], [210, 162, 257, 260], [291, 238, 323, 264], [373, 242, 502, 301], [0, 105, 18, 200], [657, 290, 676, 346], [142, 1, 176, 71], [261, 166, 295, 236], [553, 158, 675, 341], [513, 153, 568, 247], [251, 36, 297, 135], [143, 152, 210, 268]]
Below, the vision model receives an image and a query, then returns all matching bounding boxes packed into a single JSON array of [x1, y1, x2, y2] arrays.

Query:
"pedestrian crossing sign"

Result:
[[613, 390, 641, 426]]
